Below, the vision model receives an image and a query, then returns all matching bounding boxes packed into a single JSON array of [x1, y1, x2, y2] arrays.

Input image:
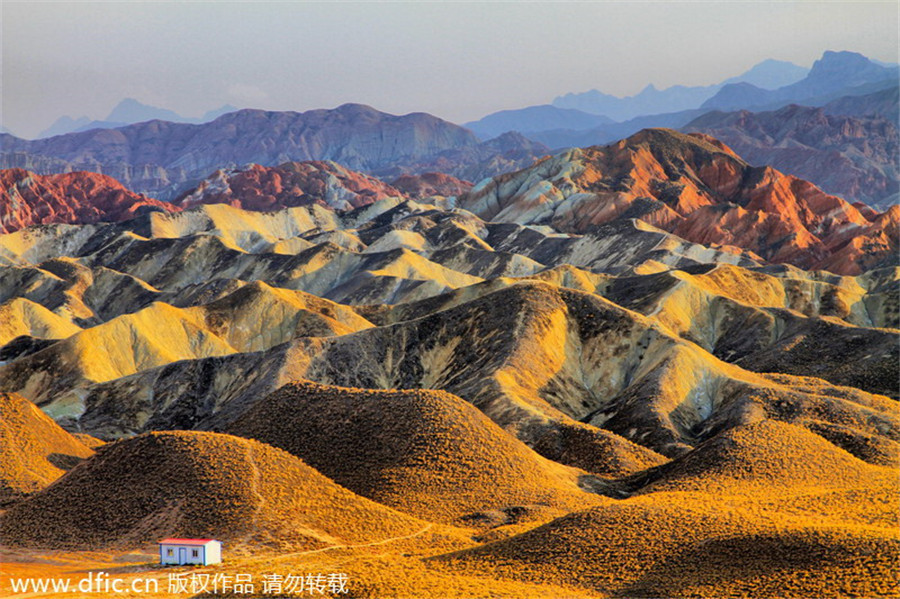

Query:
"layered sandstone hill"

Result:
[[0, 430, 425, 550], [390, 172, 473, 199], [0, 297, 82, 345], [174, 161, 404, 211], [0, 392, 95, 505], [273, 281, 898, 459], [684, 102, 899, 209], [5, 127, 895, 276], [458, 128, 898, 275], [0, 169, 178, 234], [0, 198, 895, 449], [0, 282, 375, 416]]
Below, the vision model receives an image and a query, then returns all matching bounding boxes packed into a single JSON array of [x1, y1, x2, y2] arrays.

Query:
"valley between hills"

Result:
[[0, 126, 898, 598]]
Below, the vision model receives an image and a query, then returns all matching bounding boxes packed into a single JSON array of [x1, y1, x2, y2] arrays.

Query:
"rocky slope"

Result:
[[457, 128, 899, 275], [390, 172, 473, 199], [823, 85, 899, 121], [684, 102, 899, 209], [173, 161, 404, 211], [0, 169, 178, 234]]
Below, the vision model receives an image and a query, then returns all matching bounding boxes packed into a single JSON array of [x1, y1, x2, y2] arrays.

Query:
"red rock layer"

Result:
[[0, 169, 178, 234], [174, 161, 403, 211], [460, 129, 896, 275], [389, 172, 473, 199], [684, 102, 898, 210]]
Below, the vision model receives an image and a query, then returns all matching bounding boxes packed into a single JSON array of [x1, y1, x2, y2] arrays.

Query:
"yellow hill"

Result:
[[0, 392, 94, 505], [439, 488, 899, 597], [0, 298, 81, 345], [228, 381, 600, 524], [639, 420, 895, 494], [191, 280, 374, 351], [0, 286, 374, 416], [0, 430, 425, 550]]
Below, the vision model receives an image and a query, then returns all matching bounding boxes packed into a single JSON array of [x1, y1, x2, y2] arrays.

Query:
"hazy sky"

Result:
[[3, 1, 898, 138]]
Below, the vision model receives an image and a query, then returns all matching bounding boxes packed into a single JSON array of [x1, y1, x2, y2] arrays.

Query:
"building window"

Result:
[[166, 549, 173, 556], [192, 550, 199, 558]]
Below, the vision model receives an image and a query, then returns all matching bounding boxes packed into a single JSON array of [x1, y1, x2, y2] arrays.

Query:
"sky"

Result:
[[2, 1, 898, 139]]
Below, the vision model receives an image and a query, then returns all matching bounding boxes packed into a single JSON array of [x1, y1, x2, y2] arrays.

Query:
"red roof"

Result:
[[158, 538, 217, 546]]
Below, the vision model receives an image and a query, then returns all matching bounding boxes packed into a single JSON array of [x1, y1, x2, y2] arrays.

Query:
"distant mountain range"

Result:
[[38, 98, 238, 139], [372, 131, 549, 184], [463, 52, 898, 208], [464, 105, 614, 140], [550, 59, 810, 121], [3, 50, 896, 210], [470, 52, 896, 146], [701, 51, 899, 112], [1, 104, 546, 202]]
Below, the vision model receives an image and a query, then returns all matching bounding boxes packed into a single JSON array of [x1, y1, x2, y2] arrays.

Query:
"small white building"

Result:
[[158, 538, 222, 566]]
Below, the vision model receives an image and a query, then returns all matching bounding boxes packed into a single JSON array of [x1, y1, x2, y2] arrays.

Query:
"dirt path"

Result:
[[237, 443, 266, 546], [234, 523, 435, 567]]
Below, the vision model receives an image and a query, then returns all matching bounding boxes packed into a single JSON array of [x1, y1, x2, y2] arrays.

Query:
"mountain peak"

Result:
[[38, 116, 93, 139], [106, 98, 184, 124], [808, 50, 891, 81], [812, 50, 875, 72], [334, 102, 382, 115], [201, 104, 239, 121], [727, 59, 808, 89]]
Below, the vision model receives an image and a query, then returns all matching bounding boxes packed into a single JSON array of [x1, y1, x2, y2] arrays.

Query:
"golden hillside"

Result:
[[632, 419, 897, 493], [0, 430, 426, 550], [437, 488, 899, 598], [437, 421, 899, 597], [0, 392, 94, 505], [228, 381, 600, 524]]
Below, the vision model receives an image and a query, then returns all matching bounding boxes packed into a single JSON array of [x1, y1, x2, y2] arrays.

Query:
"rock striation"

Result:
[[0, 169, 177, 234], [458, 128, 898, 275], [684, 102, 899, 209], [174, 161, 404, 211]]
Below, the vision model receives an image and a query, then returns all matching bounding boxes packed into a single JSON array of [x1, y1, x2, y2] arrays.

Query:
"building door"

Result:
[[178, 547, 187, 564]]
